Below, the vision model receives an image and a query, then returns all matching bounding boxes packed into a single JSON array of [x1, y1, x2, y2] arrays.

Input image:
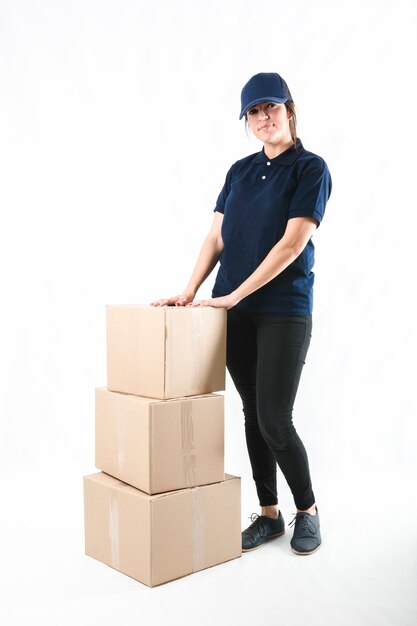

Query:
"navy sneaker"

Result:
[[242, 511, 285, 552], [289, 506, 321, 555]]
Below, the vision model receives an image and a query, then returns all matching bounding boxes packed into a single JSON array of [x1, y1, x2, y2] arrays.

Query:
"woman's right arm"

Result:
[[150, 211, 224, 306]]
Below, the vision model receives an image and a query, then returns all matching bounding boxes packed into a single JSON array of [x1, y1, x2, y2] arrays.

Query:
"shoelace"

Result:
[[288, 511, 317, 534], [244, 512, 268, 537]]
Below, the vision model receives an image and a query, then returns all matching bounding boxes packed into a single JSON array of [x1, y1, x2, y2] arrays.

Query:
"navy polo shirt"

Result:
[[211, 138, 332, 315]]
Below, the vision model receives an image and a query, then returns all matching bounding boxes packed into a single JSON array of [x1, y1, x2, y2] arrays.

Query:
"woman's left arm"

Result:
[[188, 216, 318, 309]]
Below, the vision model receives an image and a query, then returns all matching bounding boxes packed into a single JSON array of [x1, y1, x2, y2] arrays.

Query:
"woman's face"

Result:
[[246, 101, 293, 147]]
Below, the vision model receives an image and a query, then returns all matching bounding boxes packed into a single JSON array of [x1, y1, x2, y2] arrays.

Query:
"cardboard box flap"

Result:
[[150, 472, 238, 500], [86, 471, 238, 501], [96, 386, 161, 404], [96, 386, 222, 406]]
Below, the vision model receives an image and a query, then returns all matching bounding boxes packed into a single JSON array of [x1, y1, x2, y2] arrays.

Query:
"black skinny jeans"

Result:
[[226, 307, 315, 510]]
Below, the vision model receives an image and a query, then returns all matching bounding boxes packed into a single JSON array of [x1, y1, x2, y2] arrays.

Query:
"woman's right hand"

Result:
[[150, 292, 195, 307]]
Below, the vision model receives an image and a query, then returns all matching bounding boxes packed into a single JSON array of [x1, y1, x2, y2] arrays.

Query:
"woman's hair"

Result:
[[285, 101, 297, 143], [245, 101, 297, 144]]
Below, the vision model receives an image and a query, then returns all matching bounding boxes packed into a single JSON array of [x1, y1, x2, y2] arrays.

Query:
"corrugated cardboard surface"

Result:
[[83, 472, 152, 585], [95, 388, 225, 494], [150, 392, 225, 493], [83, 471, 241, 587], [106, 305, 166, 399], [106, 305, 226, 399], [164, 305, 226, 398]]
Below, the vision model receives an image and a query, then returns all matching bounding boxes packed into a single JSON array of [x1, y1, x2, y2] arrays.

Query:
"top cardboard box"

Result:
[[107, 305, 227, 399]]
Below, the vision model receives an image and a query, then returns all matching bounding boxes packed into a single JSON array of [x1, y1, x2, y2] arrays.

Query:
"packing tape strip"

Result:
[[191, 486, 205, 572], [115, 394, 126, 473], [181, 399, 196, 488], [108, 491, 120, 570], [190, 308, 203, 392]]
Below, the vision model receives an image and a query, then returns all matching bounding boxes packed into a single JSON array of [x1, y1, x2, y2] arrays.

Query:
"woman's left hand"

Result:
[[186, 293, 239, 310]]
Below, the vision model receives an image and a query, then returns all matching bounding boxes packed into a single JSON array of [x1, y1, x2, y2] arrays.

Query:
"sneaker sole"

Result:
[[242, 529, 285, 552], [290, 543, 321, 556]]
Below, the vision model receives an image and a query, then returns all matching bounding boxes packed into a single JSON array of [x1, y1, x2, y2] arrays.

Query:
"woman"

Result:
[[151, 72, 332, 556]]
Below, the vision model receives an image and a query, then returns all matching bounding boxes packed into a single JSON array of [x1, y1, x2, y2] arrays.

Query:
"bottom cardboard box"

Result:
[[83, 471, 241, 587]]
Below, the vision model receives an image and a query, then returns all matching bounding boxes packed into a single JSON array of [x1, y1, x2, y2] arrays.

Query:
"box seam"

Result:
[[150, 500, 154, 586], [149, 404, 154, 494], [163, 308, 167, 398]]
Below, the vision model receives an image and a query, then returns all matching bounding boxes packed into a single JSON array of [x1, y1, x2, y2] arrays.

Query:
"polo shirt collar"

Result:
[[253, 137, 305, 165]]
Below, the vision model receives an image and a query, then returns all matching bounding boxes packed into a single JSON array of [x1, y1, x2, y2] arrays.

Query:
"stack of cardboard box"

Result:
[[83, 304, 241, 587]]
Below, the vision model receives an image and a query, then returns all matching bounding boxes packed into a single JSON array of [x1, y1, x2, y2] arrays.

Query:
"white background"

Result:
[[1, 0, 416, 624]]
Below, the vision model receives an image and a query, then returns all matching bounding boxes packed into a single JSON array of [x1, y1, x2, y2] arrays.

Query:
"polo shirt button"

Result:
[[261, 175, 266, 180], [267, 161, 271, 166]]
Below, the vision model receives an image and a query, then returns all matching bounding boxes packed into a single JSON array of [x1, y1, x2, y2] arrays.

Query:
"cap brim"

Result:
[[239, 96, 288, 120]]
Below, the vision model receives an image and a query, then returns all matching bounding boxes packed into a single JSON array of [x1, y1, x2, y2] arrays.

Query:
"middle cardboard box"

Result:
[[95, 387, 224, 494]]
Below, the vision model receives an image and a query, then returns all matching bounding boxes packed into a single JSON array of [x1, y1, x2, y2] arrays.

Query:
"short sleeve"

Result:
[[288, 159, 332, 227], [213, 164, 234, 214]]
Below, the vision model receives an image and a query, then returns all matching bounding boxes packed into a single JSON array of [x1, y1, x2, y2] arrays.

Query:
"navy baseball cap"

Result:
[[239, 72, 293, 120]]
